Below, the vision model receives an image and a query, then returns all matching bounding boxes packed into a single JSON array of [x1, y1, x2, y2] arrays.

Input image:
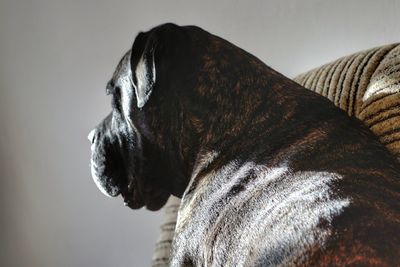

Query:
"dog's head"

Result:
[[88, 24, 208, 210], [88, 23, 268, 210]]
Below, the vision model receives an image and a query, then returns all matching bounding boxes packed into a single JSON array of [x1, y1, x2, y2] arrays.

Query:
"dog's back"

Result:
[[173, 113, 400, 265]]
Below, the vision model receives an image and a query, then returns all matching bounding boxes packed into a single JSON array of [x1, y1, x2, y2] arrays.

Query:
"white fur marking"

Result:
[[173, 163, 351, 266]]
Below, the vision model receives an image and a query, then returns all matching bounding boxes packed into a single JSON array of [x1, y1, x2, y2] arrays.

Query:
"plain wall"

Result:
[[0, 0, 399, 266]]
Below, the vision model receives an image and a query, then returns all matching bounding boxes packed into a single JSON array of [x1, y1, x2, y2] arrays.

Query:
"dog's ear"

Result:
[[130, 31, 158, 108], [130, 24, 186, 108]]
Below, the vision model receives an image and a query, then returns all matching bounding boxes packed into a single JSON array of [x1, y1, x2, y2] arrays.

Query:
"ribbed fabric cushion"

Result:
[[151, 43, 400, 266], [151, 196, 180, 267], [294, 43, 400, 159]]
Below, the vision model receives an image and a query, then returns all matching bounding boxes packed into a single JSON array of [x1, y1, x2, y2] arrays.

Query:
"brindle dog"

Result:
[[88, 23, 400, 266]]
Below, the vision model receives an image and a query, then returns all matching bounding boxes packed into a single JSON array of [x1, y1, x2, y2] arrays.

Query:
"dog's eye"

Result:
[[111, 86, 122, 110], [114, 86, 121, 97]]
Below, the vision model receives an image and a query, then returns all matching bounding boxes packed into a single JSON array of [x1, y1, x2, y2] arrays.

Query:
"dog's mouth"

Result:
[[122, 189, 170, 211], [120, 175, 146, 209]]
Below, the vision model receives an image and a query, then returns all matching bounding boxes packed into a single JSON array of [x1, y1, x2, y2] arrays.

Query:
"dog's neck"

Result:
[[147, 36, 334, 199], [174, 64, 307, 196]]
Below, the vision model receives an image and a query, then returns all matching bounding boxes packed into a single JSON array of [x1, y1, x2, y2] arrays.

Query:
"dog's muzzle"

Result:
[[88, 114, 124, 198]]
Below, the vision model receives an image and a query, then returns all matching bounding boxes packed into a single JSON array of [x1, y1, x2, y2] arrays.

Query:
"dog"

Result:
[[88, 23, 400, 266]]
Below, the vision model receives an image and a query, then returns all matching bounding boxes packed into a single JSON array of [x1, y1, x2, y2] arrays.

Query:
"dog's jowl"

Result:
[[89, 24, 400, 266]]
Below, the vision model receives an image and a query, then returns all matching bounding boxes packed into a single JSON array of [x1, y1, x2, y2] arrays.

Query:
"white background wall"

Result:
[[0, 0, 399, 266]]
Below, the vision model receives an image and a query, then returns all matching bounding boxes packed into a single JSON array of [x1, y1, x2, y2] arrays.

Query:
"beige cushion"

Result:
[[151, 43, 400, 267], [294, 43, 400, 158]]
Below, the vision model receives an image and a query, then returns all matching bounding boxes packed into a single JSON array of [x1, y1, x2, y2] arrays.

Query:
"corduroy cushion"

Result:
[[151, 43, 400, 267], [294, 43, 400, 158]]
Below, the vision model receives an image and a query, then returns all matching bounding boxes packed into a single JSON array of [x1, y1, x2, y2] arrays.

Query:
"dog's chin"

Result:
[[145, 193, 170, 211], [123, 198, 168, 211], [124, 196, 168, 211], [122, 188, 170, 211], [91, 166, 171, 211]]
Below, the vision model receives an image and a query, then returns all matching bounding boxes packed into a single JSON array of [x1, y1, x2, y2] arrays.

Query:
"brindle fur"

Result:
[[89, 24, 400, 266]]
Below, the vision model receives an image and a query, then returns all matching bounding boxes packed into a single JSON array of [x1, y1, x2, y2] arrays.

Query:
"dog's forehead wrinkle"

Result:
[[110, 50, 136, 120], [112, 50, 131, 77], [113, 51, 132, 88]]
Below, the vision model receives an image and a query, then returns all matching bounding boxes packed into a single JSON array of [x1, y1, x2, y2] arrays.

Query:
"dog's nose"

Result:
[[88, 129, 96, 143]]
